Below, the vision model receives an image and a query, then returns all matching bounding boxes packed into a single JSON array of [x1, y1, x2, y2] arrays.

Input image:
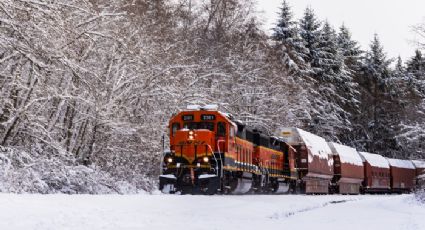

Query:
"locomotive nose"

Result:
[[173, 129, 215, 164]]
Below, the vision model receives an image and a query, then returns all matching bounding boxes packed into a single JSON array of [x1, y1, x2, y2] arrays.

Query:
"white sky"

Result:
[[256, 0, 425, 61]]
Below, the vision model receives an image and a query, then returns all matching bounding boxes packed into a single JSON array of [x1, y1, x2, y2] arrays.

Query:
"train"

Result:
[[159, 105, 425, 195]]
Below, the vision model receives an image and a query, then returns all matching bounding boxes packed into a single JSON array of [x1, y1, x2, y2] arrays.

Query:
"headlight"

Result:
[[188, 131, 194, 140], [166, 157, 173, 163], [202, 156, 209, 163]]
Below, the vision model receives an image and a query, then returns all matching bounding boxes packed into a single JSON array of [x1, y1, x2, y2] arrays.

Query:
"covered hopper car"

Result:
[[359, 152, 391, 193], [387, 158, 416, 193], [328, 142, 364, 194], [279, 128, 334, 194], [412, 160, 425, 188]]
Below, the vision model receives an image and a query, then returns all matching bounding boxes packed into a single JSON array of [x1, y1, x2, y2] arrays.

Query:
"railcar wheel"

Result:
[[273, 181, 290, 194], [200, 177, 219, 195], [229, 172, 252, 194]]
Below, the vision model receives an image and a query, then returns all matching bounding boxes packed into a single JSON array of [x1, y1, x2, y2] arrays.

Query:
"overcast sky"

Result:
[[256, 0, 425, 61]]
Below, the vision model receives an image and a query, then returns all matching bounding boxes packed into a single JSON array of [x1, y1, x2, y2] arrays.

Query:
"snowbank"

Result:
[[416, 188, 425, 204], [328, 142, 363, 166], [0, 146, 146, 194], [0, 194, 423, 230]]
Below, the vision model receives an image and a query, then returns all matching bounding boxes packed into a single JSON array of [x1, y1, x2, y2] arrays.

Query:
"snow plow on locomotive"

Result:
[[159, 106, 422, 195]]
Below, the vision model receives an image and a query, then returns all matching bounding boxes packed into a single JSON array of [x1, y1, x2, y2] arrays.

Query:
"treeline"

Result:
[[270, 1, 425, 159], [0, 0, 423, 191]]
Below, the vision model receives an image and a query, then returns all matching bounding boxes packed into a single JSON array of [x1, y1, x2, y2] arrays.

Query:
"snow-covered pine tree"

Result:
[[406, 50, 425, 81], [303, 21, 356, 142], [272, 0, 295, 42], [299, 7, 321, 66], [315, 22, 341, 82], [337, 24, 362, 73], [271, 0, 308, 73], [396, 51, 425, 159], [335, 24, 363, 145], [358, 34, 398, 155]]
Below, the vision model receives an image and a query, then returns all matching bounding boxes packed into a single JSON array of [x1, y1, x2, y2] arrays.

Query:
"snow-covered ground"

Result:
[[0, 193, 423, 230]]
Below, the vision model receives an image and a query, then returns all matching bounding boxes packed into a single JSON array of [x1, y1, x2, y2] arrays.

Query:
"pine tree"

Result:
[[271, 0, 307, 73], [360, 34, 392, 93], [406, 50, 425, 81], [272, 0, 295, 42], [299, 7, 321, 65], [315, 21, 341, 81], [304, 21, 358, 142], [390, 56, 409, 105], [397, 51, 425, 159], [337, 24, 362, 73], [394, 56, 405, 76], [358, 34, 396, 155]]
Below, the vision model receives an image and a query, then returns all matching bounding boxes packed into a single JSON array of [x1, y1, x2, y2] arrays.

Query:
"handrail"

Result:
[[216, 140, 225, 180], [159, 150, 168, 176], [159, 152, 163, 176], [207, 145, 219, 177]]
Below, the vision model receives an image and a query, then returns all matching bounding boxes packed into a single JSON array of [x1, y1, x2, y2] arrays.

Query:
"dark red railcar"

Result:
[[387, 158, 416, 193], [412, 160, 425, 187], [279, 128, 333, 194], [359, 152, 391, 193], [328, 142, 364, 194], [412, 160, 425, 175]]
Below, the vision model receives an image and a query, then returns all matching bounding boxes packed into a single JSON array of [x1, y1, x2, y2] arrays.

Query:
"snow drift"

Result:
[[0, 146, 149, 194]]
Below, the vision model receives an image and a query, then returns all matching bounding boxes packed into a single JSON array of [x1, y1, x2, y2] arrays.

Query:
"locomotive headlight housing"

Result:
[[202, 156, 209, 163], [188, 131, 194, 140], [166, 157, 173, 163]]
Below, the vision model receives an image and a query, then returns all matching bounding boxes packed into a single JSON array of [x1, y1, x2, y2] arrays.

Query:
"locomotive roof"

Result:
[[173, 109, 230, 120], [328, 142, 363, 167], [387, 158, 415, 169], [359, 152, 390, 169]]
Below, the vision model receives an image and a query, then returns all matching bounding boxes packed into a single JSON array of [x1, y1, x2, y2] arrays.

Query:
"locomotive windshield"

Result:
[[183, 122, 215, 131]]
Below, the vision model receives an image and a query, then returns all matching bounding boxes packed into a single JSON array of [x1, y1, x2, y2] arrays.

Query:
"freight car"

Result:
[[279, 128, 334, 194], [159, 106, 421, 195], [328, 142, 364, 194], [412, 160, 425, 187], [386, 158, 416, 193], [358, 152, 391, 193]]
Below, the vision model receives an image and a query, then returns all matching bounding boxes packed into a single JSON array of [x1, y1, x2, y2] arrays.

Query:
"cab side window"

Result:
[[217, 122, 226, 137], [172, 123, 180, 137]]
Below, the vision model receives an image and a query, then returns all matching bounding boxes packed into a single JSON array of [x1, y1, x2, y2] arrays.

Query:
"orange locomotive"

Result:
[[159, 105, 295, 194]]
